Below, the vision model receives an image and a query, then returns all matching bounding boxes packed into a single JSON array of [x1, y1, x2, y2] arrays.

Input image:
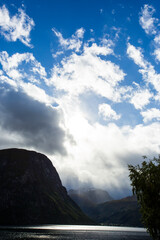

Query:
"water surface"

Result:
[[0, 225, 152, 239]]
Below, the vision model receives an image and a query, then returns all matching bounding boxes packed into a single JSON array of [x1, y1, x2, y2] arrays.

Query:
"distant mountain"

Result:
[[68, 188, 113, 216], [89, 195, 143, 227], [69, 188, 113, 205], [0, 148, 92, 225], [69, 187, 143, 227]]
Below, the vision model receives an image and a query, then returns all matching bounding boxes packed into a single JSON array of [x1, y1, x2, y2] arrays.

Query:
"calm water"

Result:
[[0, 225, 152, 240]]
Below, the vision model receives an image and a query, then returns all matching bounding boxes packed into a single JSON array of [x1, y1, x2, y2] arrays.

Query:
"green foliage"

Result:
[[128, 156, 160, 240]]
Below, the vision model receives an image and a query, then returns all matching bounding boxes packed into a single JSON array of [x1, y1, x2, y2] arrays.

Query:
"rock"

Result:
[[0, 148, 92, 225]]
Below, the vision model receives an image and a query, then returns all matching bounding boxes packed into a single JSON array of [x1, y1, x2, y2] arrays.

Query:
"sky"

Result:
[[0, 0, 160, 198]]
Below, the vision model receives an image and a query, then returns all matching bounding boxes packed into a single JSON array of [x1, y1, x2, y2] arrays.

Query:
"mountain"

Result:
[[69, 188, 113, 205], [69, 187, 143, 227], [68, 188, 113, 216], [0, 148, 92, 225], [89, 195, 143, 227]]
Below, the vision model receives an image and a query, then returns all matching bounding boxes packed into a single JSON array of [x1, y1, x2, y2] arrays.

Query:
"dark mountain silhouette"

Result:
[[0, 148, 92, 225]]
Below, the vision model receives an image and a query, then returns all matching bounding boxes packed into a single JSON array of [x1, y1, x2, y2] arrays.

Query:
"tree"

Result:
[[128, 155, 160, 240]]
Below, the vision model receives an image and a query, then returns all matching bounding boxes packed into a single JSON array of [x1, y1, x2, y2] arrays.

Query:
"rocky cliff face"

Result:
[[0, 148, 92, 225]]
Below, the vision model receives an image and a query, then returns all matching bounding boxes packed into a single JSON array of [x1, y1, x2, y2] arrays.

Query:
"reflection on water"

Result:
[[0, 225, 152, 240], [28, 225, 147, 232]]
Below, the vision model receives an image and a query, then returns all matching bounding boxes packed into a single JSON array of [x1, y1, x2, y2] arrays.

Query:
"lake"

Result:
[[0, 225, 152, 239]]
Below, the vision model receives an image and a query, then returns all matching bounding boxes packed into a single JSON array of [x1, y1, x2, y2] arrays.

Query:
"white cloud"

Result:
[[0, 51, 32, 70], [141, 108, 160, 122], [98, 103, 121, 120], [0, 75, 17, 88], [52, 51, 64, 58], [127, 43, 148, 68], [154, 94, 160, 102], [140, 65, 160, 94], [153, 36, 160, 62], [49, 40, 125, 102], [0, 51, 47, 83], [47, 31, 160, 197], [139, 4, 157, 35], [139, 5, 160, 63], [50, 29, 128, 105], [83, 42, 113, 56], [130, 89, 153, 109], [153, 47, 160, 62], [32, 60, 47, 78], [0, 51, 54, 105], [76, 28, 85, 38], [154, 34, 160, 45], [54, 118, 160, 198], [20, 82, 55, 105], [0, 5, 34, 47], [127, 43, 160, 99], [153, 35, 160, 62], [52, 27, 85, 52]]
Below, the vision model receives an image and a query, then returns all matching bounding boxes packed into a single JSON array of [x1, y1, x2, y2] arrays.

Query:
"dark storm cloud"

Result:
[[0, 87, 67, 155]]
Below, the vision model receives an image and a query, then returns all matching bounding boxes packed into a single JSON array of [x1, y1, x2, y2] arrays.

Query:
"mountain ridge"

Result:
[[69, 188, 143, 227], [91, 195, 143, 227], [68, 188, 113, 204]]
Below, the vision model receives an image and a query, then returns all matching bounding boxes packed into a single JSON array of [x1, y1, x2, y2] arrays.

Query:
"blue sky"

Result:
[[0, 0, 160, 198]]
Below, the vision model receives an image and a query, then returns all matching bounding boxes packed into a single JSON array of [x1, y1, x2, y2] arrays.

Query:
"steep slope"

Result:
[[68, 191, 96, 217], [90, 195, 143, 227], [0, 148, 92, 225]]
